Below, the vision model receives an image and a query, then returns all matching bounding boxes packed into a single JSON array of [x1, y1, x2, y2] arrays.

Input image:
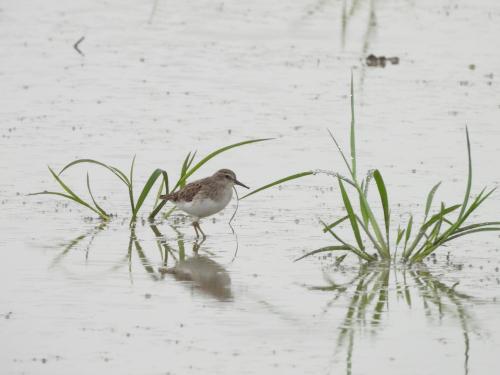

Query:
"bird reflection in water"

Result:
[[159, 250, 232, 301], [153, 225, 232, 301], [51, 221, 232, 301]]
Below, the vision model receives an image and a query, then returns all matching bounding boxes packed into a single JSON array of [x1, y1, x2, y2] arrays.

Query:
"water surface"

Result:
[[1, 0, 500, 374]]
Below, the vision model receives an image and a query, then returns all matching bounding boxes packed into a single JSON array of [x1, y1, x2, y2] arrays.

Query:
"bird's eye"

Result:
[[225, 174, 231, 179]]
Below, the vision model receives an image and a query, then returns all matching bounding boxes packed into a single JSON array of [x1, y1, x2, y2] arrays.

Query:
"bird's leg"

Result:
[[192, 221, 200, 239], [195, 222, 207, 240]]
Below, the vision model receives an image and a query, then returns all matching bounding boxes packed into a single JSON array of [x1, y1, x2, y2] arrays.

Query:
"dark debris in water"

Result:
[[366, 54, 399, 67], [73, 36, 85, 56]]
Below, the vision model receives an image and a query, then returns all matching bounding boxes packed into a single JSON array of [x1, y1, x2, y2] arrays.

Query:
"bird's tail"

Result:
[[159, 194, 174, 201]]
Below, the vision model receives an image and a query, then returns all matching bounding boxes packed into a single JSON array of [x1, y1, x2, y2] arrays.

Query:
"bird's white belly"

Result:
[[176, 188, 233, 219]]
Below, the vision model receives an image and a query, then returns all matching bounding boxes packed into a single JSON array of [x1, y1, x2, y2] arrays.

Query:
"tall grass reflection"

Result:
[[308, 262, 476, 375]]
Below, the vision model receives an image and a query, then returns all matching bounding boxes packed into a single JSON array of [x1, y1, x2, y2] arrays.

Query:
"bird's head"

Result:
[[214, 169, 249, 189]]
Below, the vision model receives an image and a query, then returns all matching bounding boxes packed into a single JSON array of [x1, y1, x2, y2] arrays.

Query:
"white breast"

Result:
[[176, 187, 233, 219]]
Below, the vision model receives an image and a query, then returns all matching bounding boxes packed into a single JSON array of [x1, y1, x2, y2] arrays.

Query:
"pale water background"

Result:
[[1, 0, 500, 374]]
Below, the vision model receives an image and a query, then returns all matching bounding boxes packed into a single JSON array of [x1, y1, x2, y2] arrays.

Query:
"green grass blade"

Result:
[[430, 202, 446, 242], [323, 216, 349, 232], [443, 227, 500, 243], [153, 179, 164, 209], [350, 72, 357, 179], [402, 215, 413, 258], [431, 220, 500, 249], [454, 221, 500, 234], [458, 127, 472, 219], [49, 167, 79, 198], [327, 129, 353, 176], [404, 204, 461, 259], [150, 171, 170, 220], [373, 170, 390, 244], [338, 178, 365, 251], [320, 219, 350, 244], [182, 151, 191, 172], [162, 171, 170, 195], [28, 191, 78, 201], [30, 176, 104, 219], [353, 182, 388, 257], [128, 156, 136, 213], [110, 166, 130, 185], [355, 215, 385, 255], [131, 168, 163, 222], [363, 170, 374, 195], [86, 173, 109, 218], [335, 254, 348, 266], [186, 151, 197, 171], [421, 204, 461, 231], [443, 217, 454, 225], [478, 187, 496, 204], [59, 158, 130, 186], [359, 181, 370, 226], [48, 167, 101, 215], [153, 171, 169, 209], [294, 246, 351, 262], [28, 191, 102, 218], [314, 169, 357, 188], [414, 203, 446, 258], [149, 200, 166, 221], [179, 152, 192, 188], [320, 220, 373, 261], [411, 196, 489, 262], [174, 138, 272, 191], [129, 155, 136, 186], [396, 226, 405, 246], [414, 225, 500, 262], [240, 171, 313, 200], [425, 182, 441, 218], [459, 187, 496, 224]]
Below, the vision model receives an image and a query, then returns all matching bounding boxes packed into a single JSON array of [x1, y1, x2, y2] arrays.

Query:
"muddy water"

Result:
[[1, 0, 500, 374]]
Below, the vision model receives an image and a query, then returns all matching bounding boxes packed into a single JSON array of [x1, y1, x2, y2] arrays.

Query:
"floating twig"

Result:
[[73, 36, 85, 56]]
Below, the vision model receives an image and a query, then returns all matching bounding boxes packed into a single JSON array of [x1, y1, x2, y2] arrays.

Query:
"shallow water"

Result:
[[1, 0, 500, 374]]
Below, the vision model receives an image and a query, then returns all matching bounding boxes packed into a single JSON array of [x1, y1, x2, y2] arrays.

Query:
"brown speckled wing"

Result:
[[167, 177, 211, 202]]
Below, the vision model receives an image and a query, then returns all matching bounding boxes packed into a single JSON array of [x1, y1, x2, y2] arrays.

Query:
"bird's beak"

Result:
[[234, 179, 249, 189]]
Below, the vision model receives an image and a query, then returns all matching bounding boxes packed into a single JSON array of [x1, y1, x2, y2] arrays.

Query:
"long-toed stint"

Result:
[[160, 169, 249, 239]]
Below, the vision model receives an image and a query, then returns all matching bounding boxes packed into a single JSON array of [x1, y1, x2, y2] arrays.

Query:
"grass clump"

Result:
[[243, 75, 499, 263], [30, 139, 269, 224]]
